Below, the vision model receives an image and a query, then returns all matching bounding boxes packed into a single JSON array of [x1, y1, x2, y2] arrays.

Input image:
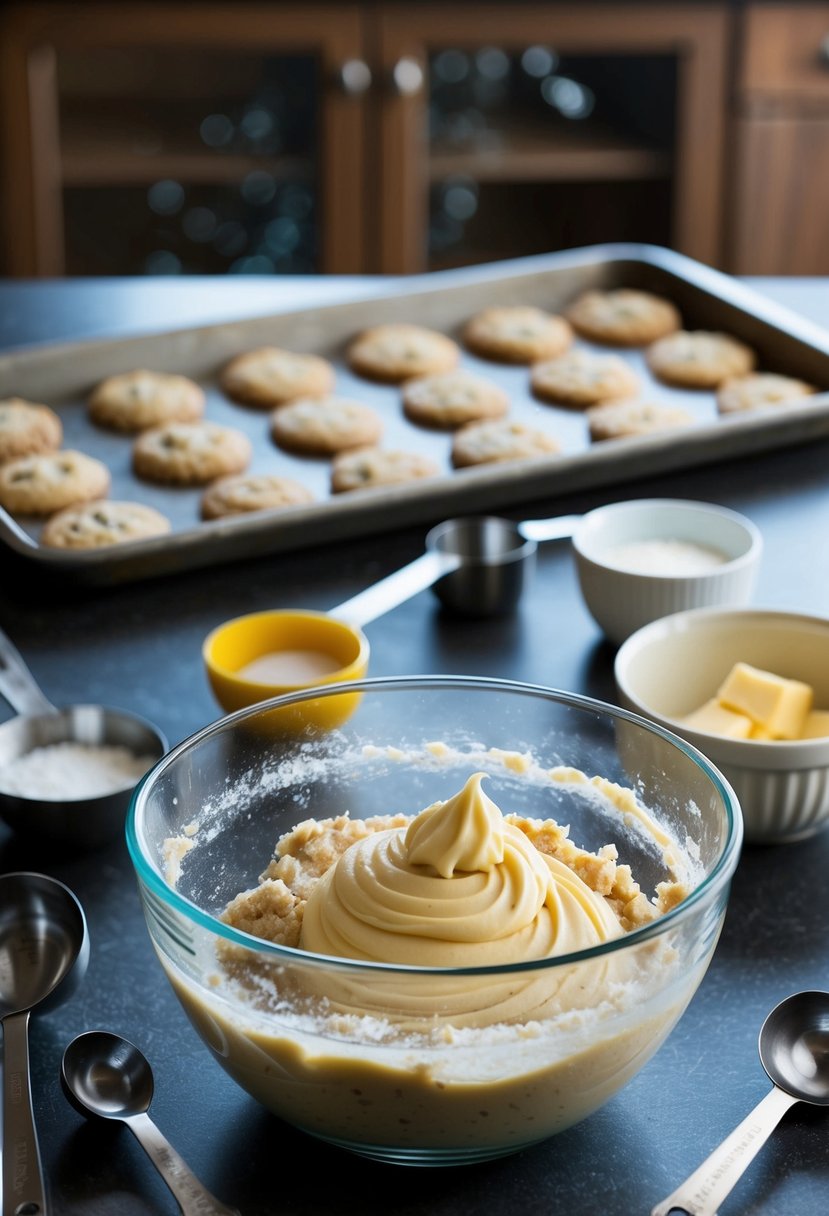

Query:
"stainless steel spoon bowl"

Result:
[[0, 626, 167, 847], [0, 872, 89, 1216], [61, 1031, 240, 1216], [652, 990, 829, 1216]]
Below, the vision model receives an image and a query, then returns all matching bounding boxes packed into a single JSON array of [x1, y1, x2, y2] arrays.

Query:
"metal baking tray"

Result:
[[1, 243, 828, 585]]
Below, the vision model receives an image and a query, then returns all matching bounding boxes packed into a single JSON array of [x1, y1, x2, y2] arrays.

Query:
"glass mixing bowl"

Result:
[[127, 676, 742, 1166]]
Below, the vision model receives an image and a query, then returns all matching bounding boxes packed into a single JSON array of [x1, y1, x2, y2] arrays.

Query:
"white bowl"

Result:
[[615, 607, 829, 842], [572, 499, 762, 644]]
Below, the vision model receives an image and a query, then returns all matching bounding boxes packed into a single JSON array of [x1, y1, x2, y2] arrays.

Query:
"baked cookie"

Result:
[[716, 372, 817, 415], [401, 370, 509, 429], [586, 399, 696, 442], [451, 419, 561, 468], [462, 306, 572, 364], [88, 370, 205, 433], [270, 397, 382, 455], [0, 398, 62, 464], [41, 500, 171, 549], [530, 349, 640, 408], [201, 473, 314, 520], [565, 288, 681, 346], [0, 449, 110, 516], [221, 346, 335, 408], [331, 448, 441, 493], [133, 421, 252, 485], [647, 330, 756, 388], [347, 324, 459, 383]]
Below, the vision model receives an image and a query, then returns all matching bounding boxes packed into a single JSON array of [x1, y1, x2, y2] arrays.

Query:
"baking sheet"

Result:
[[1, 242, 828, 584]]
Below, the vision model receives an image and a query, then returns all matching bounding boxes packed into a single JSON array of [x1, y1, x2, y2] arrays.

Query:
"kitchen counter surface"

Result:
[[1, 269, 828, 1216]]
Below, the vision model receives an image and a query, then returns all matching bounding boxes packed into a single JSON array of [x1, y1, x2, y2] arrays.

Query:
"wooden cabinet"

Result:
[[0, 3, 370, 276], [376, 4, 729, 273], [0, 2, 770, 279], [730, 3, 829, 274]]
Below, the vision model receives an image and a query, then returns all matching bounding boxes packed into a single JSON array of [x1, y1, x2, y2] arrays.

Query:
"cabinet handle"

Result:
[[819, 35, 829, 67], [337, 59, 372, 96], [391, 57, 425, 97]]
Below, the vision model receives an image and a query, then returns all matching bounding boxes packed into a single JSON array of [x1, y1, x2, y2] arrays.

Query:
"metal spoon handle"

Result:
[[651, 1085, 798, 1216], [517, 513, 582, 543], [0, 624, 57, 716], [332, 550, 461, 628], [2, 1009, 48, 1216], [123, 1111, 240, 1216]]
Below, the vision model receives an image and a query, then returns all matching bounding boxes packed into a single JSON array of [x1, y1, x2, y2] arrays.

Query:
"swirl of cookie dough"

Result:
[[300, 773, 622, 970]]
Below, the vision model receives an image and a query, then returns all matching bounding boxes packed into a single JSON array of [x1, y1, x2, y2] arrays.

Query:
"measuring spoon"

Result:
[[652, 990, 829, 1216], [334, 511, 582, 625], [61, 1031, 240, 1216], [1, 872, 89, 1216], [0, 625, 167, 846]]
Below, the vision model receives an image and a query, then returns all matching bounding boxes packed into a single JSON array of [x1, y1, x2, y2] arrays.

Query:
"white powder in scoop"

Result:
[[0, 742, 155, 800]]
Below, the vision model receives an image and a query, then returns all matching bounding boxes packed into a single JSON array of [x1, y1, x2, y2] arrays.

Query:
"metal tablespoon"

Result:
[[652, 990, 829, 1216], [61, 1031, 240, 1216], [0, 872, 89, 1216]]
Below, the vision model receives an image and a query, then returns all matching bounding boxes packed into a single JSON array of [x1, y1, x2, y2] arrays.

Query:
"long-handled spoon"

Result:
[[61, 1030, 240, 1216], [652, 990, 829, 1216], [0, 872, 89, 1216]]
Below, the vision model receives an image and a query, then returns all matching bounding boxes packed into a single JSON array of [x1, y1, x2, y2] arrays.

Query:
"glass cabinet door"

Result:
[[1, 4, 368, 276], [376, 5, 728, 273]]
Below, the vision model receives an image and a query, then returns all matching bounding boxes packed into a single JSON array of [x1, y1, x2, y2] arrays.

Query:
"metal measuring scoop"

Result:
[[0, 625, 167, 846], [652, 990, 829, 1216], [1, 872, 89, 1216], [333, 511, 581, 626], [61, 1031, 241, 1216]]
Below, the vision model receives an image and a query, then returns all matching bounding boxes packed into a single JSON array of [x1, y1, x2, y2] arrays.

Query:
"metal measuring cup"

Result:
[[332, 512, 581, 626], [0, 626, 167, 847]]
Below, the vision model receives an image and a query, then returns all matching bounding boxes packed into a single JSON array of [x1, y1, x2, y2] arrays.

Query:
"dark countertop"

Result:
[[1, 273, 829, 1216]]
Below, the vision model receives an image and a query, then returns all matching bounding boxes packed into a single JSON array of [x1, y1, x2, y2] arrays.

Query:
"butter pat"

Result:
[[800, 710, 829, 740], [717, 662, 812, 740], [683, 698, 753, 738]]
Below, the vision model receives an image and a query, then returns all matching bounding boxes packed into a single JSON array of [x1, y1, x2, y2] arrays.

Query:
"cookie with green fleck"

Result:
[[133, 421, 251, 485], [462, 306, 572, 364], [0, 449, 110, 515], [41, 500, 171, 548]]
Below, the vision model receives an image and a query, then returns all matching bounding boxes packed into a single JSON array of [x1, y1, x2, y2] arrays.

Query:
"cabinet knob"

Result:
[[338, 59, 372, 96], [391, 57, 425, 97]]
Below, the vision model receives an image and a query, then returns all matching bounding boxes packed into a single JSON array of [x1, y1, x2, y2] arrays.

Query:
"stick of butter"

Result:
[[800, 710, 829, 740], [717, 662, 813, 740], [683, 698, 754, 738]]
